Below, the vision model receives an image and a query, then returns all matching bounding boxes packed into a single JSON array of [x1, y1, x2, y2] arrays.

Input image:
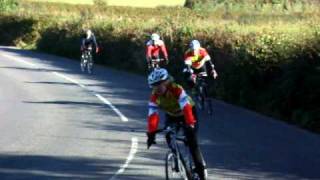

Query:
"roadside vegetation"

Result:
[[0, 0, 319, 132], [24, 0, 185, 7]]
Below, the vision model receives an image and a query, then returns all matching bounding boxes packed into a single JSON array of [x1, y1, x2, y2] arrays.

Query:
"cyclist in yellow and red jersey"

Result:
[[183, 40, 218, 88], [146, 68, 207, 180], [146, 33, 169, 69]]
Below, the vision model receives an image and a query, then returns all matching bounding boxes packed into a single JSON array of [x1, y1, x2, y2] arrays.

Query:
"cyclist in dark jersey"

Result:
[[81, 29, 99, 54]]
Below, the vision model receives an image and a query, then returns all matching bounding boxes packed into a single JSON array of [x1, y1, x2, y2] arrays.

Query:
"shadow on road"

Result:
[[0, 66, 69, 73], [0, 153, 118, 180]]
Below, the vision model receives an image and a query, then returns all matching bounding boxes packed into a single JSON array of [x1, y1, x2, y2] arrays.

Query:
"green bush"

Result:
[[0, 15, 37, 46], [0, 0, 18, 12]]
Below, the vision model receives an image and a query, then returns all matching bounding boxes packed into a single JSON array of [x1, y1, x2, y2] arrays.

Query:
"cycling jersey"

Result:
[[184, 47, 211, 69], [146, 40, 168, 60], [147, 82, 195, 133], [82, 34, 98, 48]]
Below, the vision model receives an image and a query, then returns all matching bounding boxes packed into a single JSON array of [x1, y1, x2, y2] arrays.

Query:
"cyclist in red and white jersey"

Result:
[[146, 33, 169, 69], [146, 68, 207, 180], [183, 40, 218, 88]]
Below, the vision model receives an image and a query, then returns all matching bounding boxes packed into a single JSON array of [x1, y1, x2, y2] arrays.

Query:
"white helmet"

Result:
[[190, 40, 201, 50], [148, 68, 169, 87], [86, 29, 93, 37], [151, 33, 160, 41]]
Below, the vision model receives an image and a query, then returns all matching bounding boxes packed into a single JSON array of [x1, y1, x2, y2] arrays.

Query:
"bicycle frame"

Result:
[[80, 48, 93, 74], [193, 74, 213, 116]]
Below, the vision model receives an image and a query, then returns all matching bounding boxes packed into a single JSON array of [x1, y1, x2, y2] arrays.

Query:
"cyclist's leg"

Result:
[[192, 107, 199, 132], [184, 125, 207, 180]]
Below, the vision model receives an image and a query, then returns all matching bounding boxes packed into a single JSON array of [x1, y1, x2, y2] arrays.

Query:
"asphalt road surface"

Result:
[[0, 46, 319, 180]]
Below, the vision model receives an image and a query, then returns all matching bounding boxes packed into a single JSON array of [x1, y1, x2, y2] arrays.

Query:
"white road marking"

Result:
[[95, 94, 129, 122], [2, 50, 139, 179], [52, 72, 87, 89], [1, 53, 37, 67], [109, 137, 139, 180]]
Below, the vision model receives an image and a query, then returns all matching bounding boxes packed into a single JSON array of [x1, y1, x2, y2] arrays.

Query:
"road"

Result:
[[0, 46, 319, 180]]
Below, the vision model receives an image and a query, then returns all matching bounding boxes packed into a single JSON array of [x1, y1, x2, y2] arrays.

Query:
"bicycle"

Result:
[[192, 73, 213, 116], [155, 124, 202, 180], [80, 46, 94, 74], [148, 58, 167, 72]]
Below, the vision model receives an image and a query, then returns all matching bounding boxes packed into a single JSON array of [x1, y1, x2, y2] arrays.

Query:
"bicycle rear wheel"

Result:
[[80, 57, 86, 72], [194, 86, 205, 111], [87, 55, 93, 74]]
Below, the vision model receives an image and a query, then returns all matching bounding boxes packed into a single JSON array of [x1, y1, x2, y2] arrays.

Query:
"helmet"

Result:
[[189, 40, 201, 50], [86, 29, 93, 37], [148, 68, 169, 87], [151, 33, 160, 41]]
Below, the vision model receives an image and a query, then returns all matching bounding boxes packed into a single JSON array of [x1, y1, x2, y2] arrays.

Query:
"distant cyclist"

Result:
[[81, 29, 99, 55], [146, 68, 207, 180], [183, 39, 218, 88], [146, 33, 169, 70]]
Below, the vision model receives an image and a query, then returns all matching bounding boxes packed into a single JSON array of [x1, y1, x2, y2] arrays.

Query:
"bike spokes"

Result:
[[80, 56, 86, 72], [87, 60, 93, 74], [80, 51, 94, 74]]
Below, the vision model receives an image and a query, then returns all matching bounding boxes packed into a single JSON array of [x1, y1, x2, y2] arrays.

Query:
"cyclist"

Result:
[[183, 40, 218, 89], [81, 29, 99, 55], [146, 68, 207, 180], [146, 33, 169, 70]]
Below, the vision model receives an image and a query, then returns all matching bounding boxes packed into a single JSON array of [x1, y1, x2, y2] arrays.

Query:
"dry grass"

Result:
[[25, 0, 185, 7]]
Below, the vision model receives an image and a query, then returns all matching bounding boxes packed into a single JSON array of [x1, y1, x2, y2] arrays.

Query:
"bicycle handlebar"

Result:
[[154, 126, 187, 143], [151, 58, 165, 63]]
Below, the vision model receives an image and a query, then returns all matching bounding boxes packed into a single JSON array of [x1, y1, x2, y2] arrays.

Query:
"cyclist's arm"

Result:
[[81, 38, 86, 50], [147, 98, 160, 133], [203, 56, 218, 78], [176, 88, 196, 127], [184, 56, 193, 67], [160, 44, 168, 60], [92, 35, 98, 47], [146, 45, 153, 63], [146, 46, 152, 58], [200, 49, 217, 76], [205, 59, 215, 72]]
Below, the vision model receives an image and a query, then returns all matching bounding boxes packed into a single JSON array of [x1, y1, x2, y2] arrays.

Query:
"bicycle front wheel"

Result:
[[87, 55, 93, 74], [165, 151, 191, 180]]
